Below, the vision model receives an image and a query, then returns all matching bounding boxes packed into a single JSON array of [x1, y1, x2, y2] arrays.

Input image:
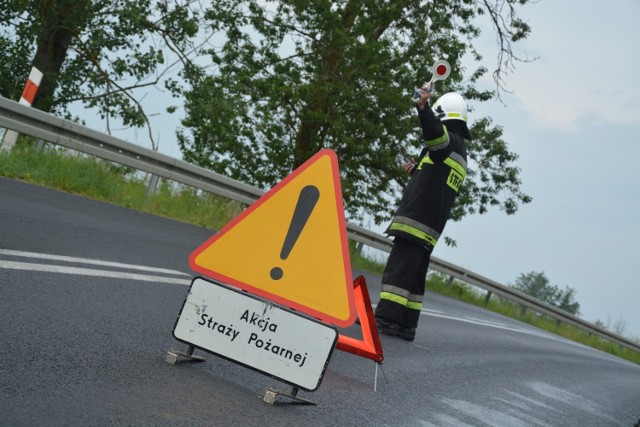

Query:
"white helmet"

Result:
[[432, 92, 468, 123]]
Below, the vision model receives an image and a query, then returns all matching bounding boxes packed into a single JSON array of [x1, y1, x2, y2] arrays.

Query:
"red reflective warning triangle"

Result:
[[336, 276, 384, 362], [189, 149, 356, 328]]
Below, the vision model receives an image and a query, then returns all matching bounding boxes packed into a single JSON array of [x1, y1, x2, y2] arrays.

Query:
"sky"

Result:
[[432, 0, 640, 339], [70, 1, 640, 339]]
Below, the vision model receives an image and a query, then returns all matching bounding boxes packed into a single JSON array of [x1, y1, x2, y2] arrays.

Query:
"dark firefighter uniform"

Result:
[[374, 100, 469, 340]]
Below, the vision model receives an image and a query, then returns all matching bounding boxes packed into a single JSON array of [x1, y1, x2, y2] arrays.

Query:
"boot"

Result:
[[375, 318, 400, 337], [397, 327, 416, 342]]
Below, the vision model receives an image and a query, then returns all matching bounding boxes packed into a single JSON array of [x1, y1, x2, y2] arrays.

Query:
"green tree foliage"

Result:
[[177, 0, 534, 224], [512, 271, 581, 316], [0, 0, 201, 149], [2, 0, 535, 228]]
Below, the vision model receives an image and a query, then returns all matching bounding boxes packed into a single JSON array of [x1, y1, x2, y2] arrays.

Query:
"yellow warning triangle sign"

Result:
[[189, 149, 356, 328]]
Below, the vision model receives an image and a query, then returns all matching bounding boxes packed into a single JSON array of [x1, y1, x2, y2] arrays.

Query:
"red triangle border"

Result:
[[336, 276, 384, 362]]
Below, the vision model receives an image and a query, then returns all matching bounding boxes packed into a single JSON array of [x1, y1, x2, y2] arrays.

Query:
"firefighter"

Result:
[[374, 88, 470, 341]]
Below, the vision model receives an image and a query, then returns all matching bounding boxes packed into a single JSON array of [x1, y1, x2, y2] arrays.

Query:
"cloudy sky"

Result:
[[74, 1, 640, 339], [434, 0, 640, 338]]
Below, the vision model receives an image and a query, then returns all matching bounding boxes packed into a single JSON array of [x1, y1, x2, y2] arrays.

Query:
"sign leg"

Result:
[[262, 386, 316, 405], [165, 345, 207, 365]]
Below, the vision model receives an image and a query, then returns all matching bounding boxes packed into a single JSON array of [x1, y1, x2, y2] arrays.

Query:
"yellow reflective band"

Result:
[[443, 157, 467, 178], [417, 154, 467, 177], [380, 291, 408, 306], [447, 112, 468, 121], [426, 127, 449, 149], [388, 223, 438, 246], [406, 301, 423, 311], [417, 156, 434, 171]]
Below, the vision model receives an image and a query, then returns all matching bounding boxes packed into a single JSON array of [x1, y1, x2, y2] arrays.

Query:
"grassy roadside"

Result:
[[0, 142, 244, 231], [422, 273, 640, 364], [2, 141, 639, 365]]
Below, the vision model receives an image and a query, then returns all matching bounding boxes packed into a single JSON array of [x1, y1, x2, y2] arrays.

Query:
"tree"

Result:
[[0, 0, 203, 150], [177, 0, 533, 224], [511, 271, 581, 316]]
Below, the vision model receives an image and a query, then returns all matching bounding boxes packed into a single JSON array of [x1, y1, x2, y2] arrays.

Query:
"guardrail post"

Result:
[[146, 174, 159, 197], [1, 67, 43, 153], [0, 130, 19, 153], [484, 291, 492, 306], [520, 304, 527, 318], [446, 275, 454, 289], [355, 242, 364, 255]]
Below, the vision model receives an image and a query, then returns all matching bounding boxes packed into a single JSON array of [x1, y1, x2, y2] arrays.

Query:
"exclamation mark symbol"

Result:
[[270, 185, 320, 281]]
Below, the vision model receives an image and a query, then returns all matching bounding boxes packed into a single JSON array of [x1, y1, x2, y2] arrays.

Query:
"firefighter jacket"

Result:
[[385, 103, 469, 249]]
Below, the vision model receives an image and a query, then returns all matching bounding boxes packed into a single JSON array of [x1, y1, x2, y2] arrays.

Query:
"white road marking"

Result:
[[0, 260, 191, 286], [425, 311, 546, 336], [372, 302, 573, 344], [424, 310, 590, 347], [0, 249, 189, 276], [464, 316, 509, 327], [0, 249, 590, 349]]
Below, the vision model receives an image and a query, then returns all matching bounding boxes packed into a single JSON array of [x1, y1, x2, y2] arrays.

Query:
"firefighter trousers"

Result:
[[374, 237, 432, 329]]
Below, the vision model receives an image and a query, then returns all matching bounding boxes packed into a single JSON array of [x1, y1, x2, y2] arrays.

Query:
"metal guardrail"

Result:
[[1, 96, 638, 353], [0, 97, 263, 205]]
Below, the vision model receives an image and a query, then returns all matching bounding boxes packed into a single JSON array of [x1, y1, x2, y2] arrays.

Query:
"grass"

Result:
[[0, 141, 244, 231], [2, 140, 639, 365], [422, 272, 640, 365]]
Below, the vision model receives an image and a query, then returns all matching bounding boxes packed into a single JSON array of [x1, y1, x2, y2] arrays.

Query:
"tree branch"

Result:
[[72, 36, 158, 150]]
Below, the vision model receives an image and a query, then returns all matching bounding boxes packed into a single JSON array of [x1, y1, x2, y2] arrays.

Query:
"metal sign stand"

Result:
[[165, 344, 317, 405], [263, 386, 316, 406], [165, 344, 207, 365]]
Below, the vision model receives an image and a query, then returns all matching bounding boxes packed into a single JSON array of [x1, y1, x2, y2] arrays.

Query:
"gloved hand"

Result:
[[403, 158, 417, 174], [416, 82, 434, 110]]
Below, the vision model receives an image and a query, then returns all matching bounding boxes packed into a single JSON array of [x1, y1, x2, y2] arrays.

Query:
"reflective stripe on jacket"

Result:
[[386, 104, 468, 249]]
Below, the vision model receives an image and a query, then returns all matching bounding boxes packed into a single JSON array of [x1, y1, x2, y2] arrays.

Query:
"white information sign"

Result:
[[173, 277, 338, 391]]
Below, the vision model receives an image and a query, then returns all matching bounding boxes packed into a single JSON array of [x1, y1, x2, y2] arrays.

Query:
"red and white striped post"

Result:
[[1, 67, 44, 153]]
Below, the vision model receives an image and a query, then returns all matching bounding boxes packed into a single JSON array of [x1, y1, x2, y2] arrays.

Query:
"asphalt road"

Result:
[[1, 177, 639, 426]]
